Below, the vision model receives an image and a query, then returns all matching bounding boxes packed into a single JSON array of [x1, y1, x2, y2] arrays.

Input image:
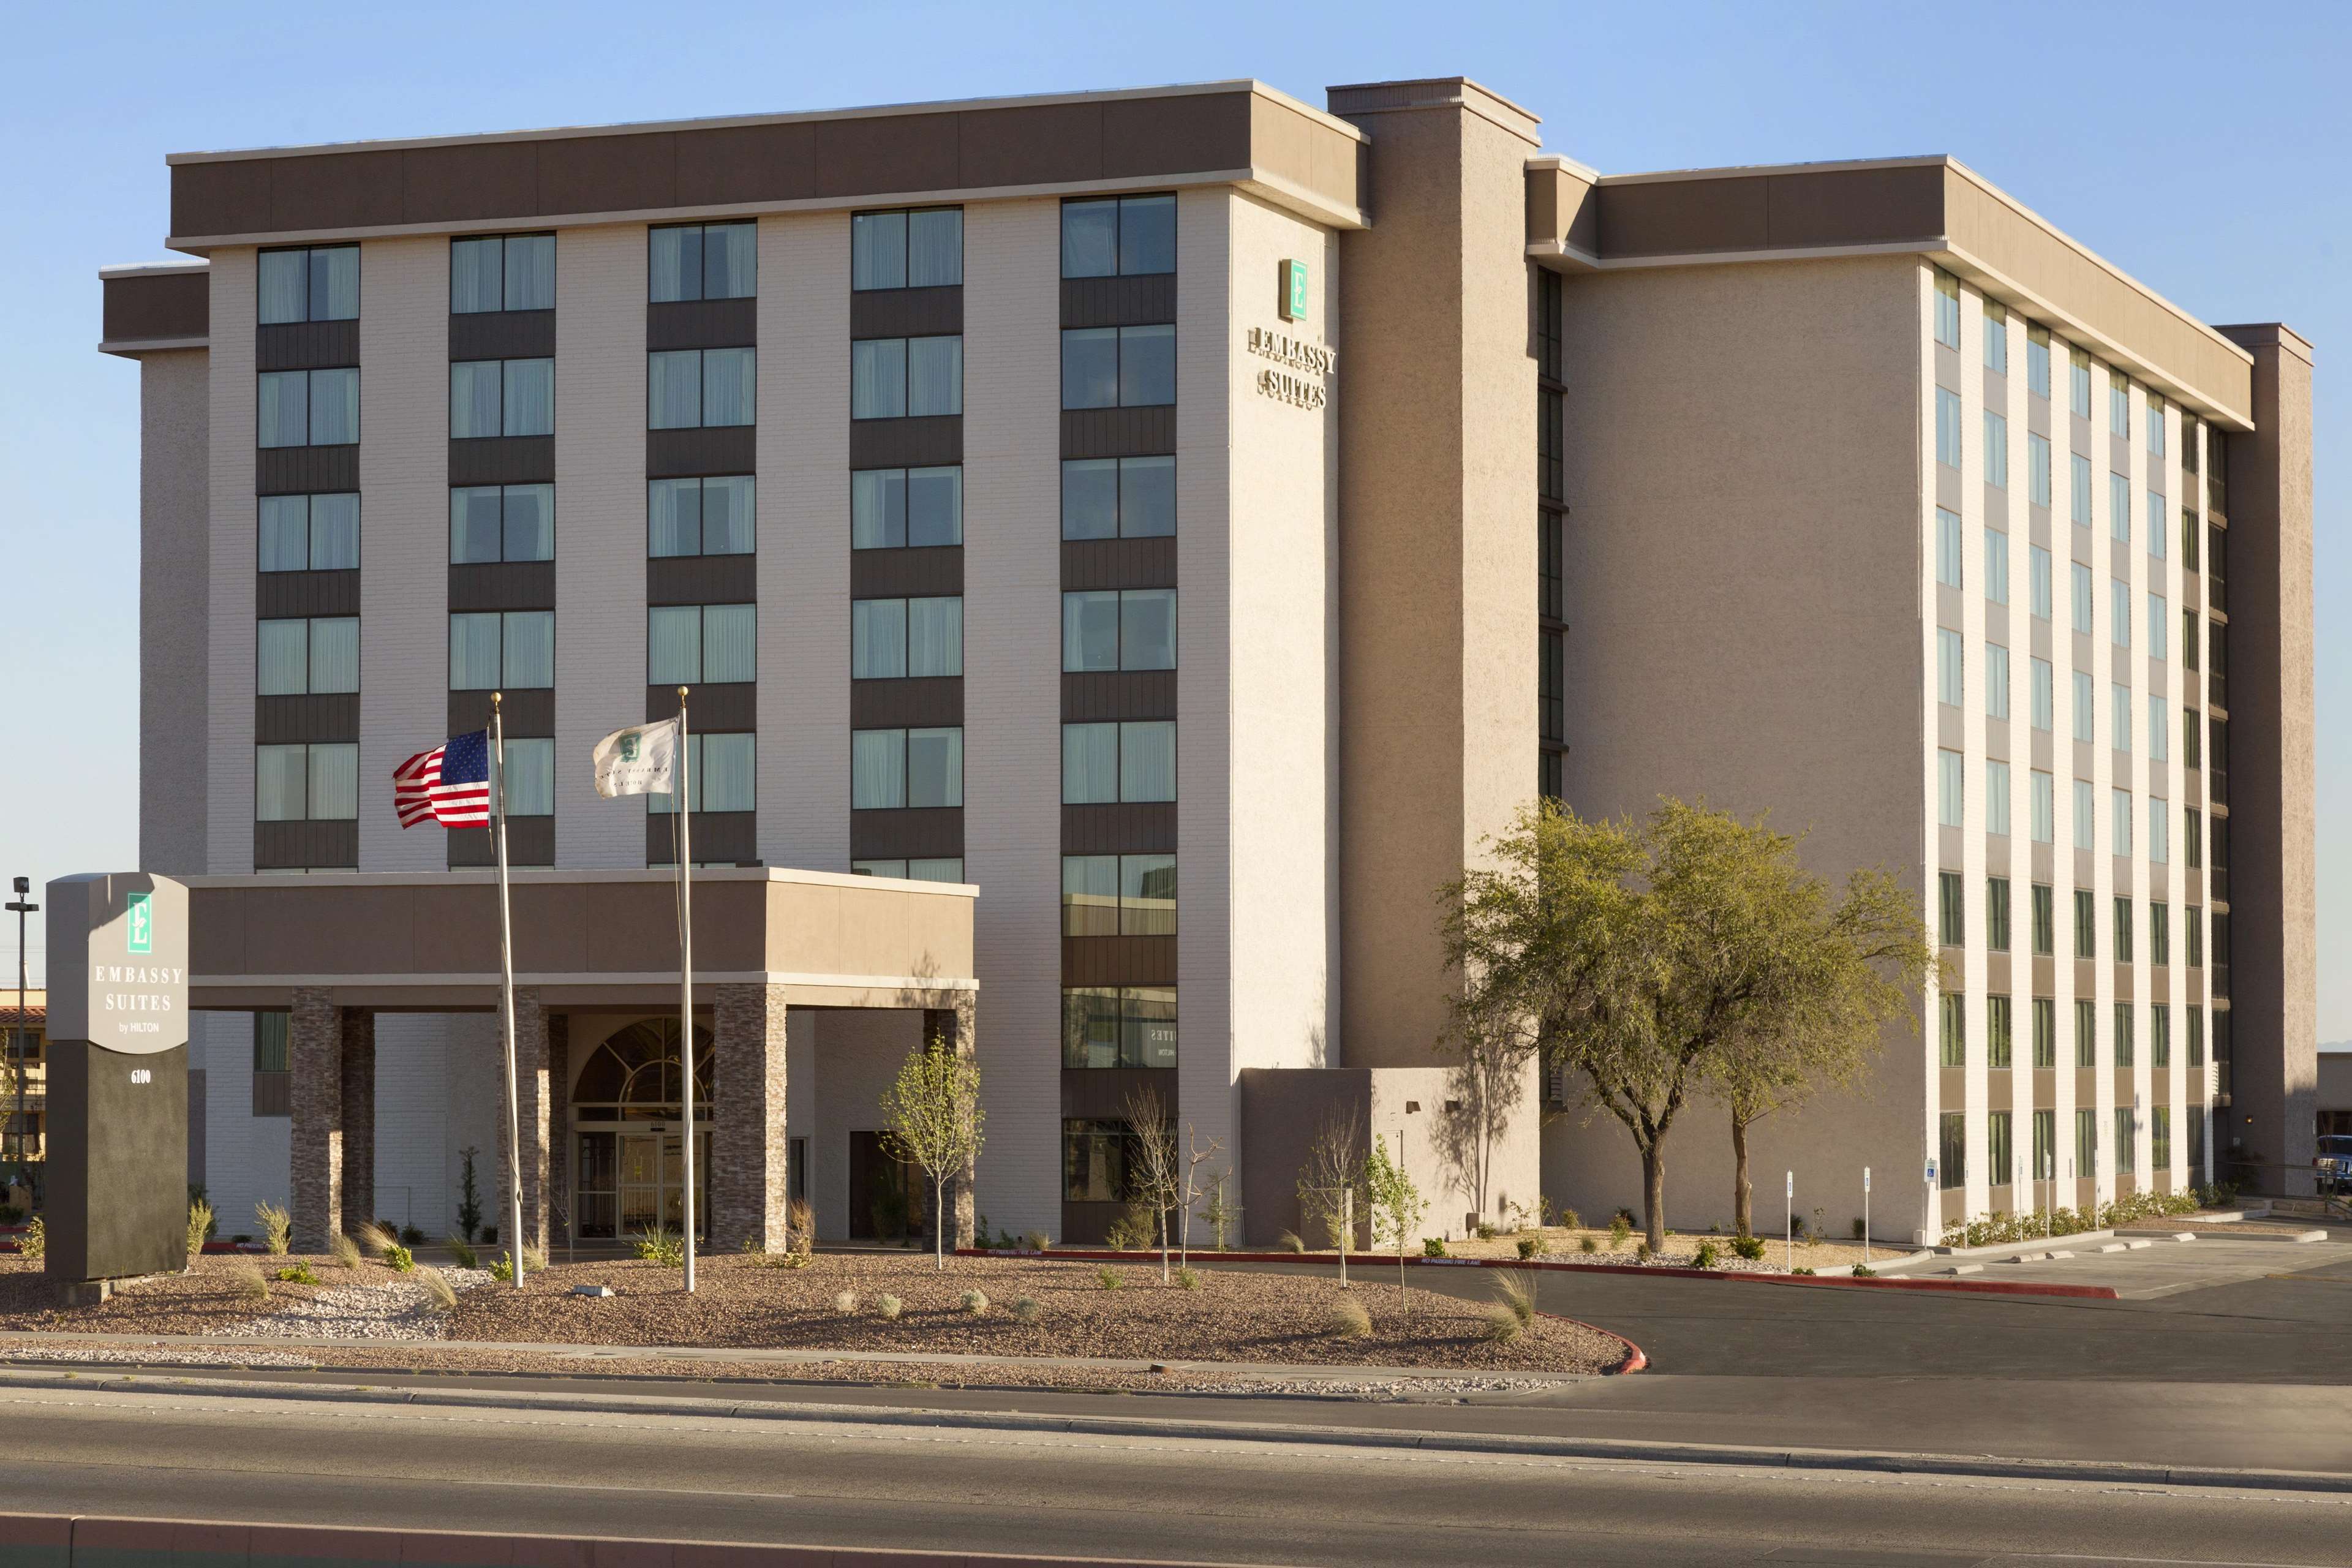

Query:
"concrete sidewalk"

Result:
[[1878, 1234, 2352, 1298]]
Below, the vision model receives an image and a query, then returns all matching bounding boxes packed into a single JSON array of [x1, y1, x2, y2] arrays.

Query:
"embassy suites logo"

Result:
[[1245, 325, 1335, 412]]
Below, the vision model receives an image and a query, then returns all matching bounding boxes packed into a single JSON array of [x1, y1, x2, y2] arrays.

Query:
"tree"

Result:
[[1436, 980, 1532, 1227], [1710, 867, 1932, 1237], [1178, 1122, 1226, 1268], [879, 1043, 987, 1271], [1297, 1103, 1365, 1286], [1440, 797, 1930, 1253], [1121, 1086, 1181, 1283], [1364, 1131, 1427, 1300]]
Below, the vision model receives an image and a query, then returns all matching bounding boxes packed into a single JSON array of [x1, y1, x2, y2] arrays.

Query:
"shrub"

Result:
[[1852, 1264, 1877, 1278], [186, 1197, 214, 1260], [1479, 1303, 1523, 1342], [1635, 1242, 1653, 1263], [788, 1197, 818, 1254], [1787, 1214, 1806, 1242], [960, 1289, 989, 1314], [1022, 1229, 1050, 1254], [329, 1233, 363, 1270], [1731, 1234, 1766, 1262], [1105, 1204, 1156, 1250], [383, 1245, 415, 1274], [1277, 1230, 1306, 1254], [1422, 1237, 1447, 1257], [1692, 1241, 1720, 1269], [1578, 1237, 1597, 1254], [1793, 1266, 1817, 1276], [1096, 1267, 1123, 1291], [401, 1224, 427, 1246], [356, 1221, 401, 1260], [1607, 1216, 1632, 1250], [274, 1263, 320, 1285], [489, 1253, 514, 1283], [1611, 1206, 1638, 1227], [770, 1250, 813, 1270], [481, 1225, 497, 1246], [1474, 1223, 1497, 1241], [1325, 1297, 1372, 1338], [445, 1237, 480, 1271], [1177, 1266, 1200, 1290], [1852, 1216, 1868, 1240], [1556, 1208, 1581, 1231], [1491, 1270, 1538, 1329], [17, 1218, 41, 1262], [876, 1293, 903, 1321], [254, 1202, 292, 1256], [832, 1291, 859, 1315], [417, 1267, 458, 1311], [1010, 1295, 1041, 1324], [0, 1205, 20, 1225], [230, 1261, 270, 1300], [633, 1226, 685, 1268]]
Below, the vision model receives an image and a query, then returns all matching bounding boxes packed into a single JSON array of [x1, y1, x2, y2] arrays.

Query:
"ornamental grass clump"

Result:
[[229, 1261, 270, 1301], [1010, 1295, 1041, 1324], [1491, 1269, 1538, 1330], [329, 1232, 363, 1270], [445, 1236, 479, 1270], [1578, 1236, 1597, 1254], [1607, 1216, 1632, 1251], [960, 1289, 989, 1314], [1176, 1266, 1200, 1290], [1325, 1296, 1372, 1338], [1096, 1267, 1123, 1291], [255, 1202, 292, 1256], [356, 1221, 400, 1259], [417, 1266, 458, 1311], [832, 1290, 859, 1316], [1277, 1231, 1306, 1254], [633, 1226, 685, 1268], [186, 1197, 214, 1261], [876, 1293, 904, 1321]]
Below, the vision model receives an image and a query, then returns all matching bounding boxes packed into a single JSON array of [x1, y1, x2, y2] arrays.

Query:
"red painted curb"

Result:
[[954, 1247, 2119, 1302]]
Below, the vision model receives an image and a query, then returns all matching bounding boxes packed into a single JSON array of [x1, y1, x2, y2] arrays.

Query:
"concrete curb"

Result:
[[6, 1368, 2345, 1497]]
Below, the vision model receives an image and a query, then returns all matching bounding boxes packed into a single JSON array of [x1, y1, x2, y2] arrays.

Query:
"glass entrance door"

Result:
[[619, 1134, 662, 1235], [658, 1131, 710, 1240]]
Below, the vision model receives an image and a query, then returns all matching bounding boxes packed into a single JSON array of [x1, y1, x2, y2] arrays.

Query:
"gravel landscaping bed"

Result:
[[0, 1254, 415, 1336], [1360, 1227, 1877, 1274]]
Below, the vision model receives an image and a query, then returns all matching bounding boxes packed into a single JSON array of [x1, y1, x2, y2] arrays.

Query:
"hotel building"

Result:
[[99, 77, 2312, 1250]]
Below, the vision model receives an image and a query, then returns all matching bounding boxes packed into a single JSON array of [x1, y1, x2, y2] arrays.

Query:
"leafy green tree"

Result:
[[1440, 798, 1932, 1253], [1364, 1133, 1428, 1299], [880, 1044, 987, 1271]]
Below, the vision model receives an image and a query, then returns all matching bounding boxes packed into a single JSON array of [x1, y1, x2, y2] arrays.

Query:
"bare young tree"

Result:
[[1297, 1102, 1366, 1284], [1178, 1122, 1226, 1269], [1121, 1085, 1181, 1283], [878, 1043, 987, 1272]]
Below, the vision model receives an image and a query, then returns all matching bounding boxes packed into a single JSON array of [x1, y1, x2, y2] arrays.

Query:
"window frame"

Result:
[[1060, 194, 1178, 279], [257, 244, 360, 325], [647, 221, 758, 303], [850, 207, 965, 292], [449, 482, 555, 565], [450, 232, 556, 314]]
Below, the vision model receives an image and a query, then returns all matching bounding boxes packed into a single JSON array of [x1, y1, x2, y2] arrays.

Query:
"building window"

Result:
[[1986, 876, 2010, 952], [851, 727, 962, 810], [1986, 643, 2010, 720], [2147, 492, 2167, 560], [2109, 472, 2131, 545], [451, 233, 555, 314], [1986, 760, 2010, 837], [852, 597, 963, 679], [1063, 589, 1176, 672], [2187, 905, 2206, 968], [2074, 889, 2096, 960], [2150, 902, 2172, 968], [649, 475, 753, 558], [258, 368, 359, 448], [2071, 453, 2092, 526], [2188, 1007, 2205, 1064], [1934, 387, 1963, 469], [1937, 749, 1963, 829], [1934, 508, 1962, 588], [2027, 432, 2052, 507], [2150, 800, 2170, 865], [2030, 545, 2052, 620], [1939, 1111, 1966, 1189], [2148, 695, 2170, 765], [1983, 411, 2008, 488], [257, 617, 359, 696], [2111, 578, 2132, 648], [2112, 788, 2133, 856], [853, 336, 963, 420], [2112, 684, 2132, 753], [851, 858, 965, 883], [450, 359, 553, 439], [646, 732, 756, 814], [2114, 1107, 2136, 1174], [2186, 806, 2204, 867], [1982, 300, 2007, 371], [2071, 672, 2094, 745], [1062, 456, 1175, 539], [2150, 1106, 2172, 1172], [1989, 1108, 2015, 1186], [2071, 562, 2093, 633], [2110, 378, 2131, 439], [2113, 895, 2135, 965], [1062, 1118, 1140, 1202], [1932, 271, 1960, 349], [258, 493, 360, 572], [448, 610, 554, 690], [2070, 349, 2092, 418], [2152, 1001, 2173, 1069], [1062, 986, 1178, 1069], [2149, 595, 2170, 663], [255, 742, 358, 822], [649, 222, 757, 302], [2115, 1003, 2136, 1068], [852, 466, 963, 548], [2027, 324, 2051, 397], [1062, 854, 1177, 937], [258, 245, 359, 324], [1063, 325, 1174, 410], [851, 208, 963, 290], [2033, 1107, 2056, 1181], [450, 484, 554, 564], [492, 737, 554, 816], [1985, 528, 2009, 604], [2075, 998, 2097, 1068], [1064, 721, 1175, 805], [648, 347, 756, 429], [1540, 628, 1566, 747], [2030, 658, 2053, 733], [2032, 997, 2056, 1068], [1937, 871, 1964, 947], [2148, 393, 2166, 458], [1938, 993, 1964, 1067], [1936, 628, 1963, 707], [2073, 777, 2094, 848], [2184, 609, 2201, 671], [647, 604, 756, 685], [255, 1012, 291, 1076], [2031, 883, 2054, 956], [1988, 997, 2013, 1069], [1061, 194, 1176, 278], [2076, 1106, 2098, 1175]]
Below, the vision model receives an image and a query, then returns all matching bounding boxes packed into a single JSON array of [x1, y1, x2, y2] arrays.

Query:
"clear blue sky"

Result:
[[1, 1, 2341, 1032]]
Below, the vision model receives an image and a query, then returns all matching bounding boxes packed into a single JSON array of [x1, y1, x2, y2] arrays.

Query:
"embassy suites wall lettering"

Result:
[[1245, 326, 1335, 412]]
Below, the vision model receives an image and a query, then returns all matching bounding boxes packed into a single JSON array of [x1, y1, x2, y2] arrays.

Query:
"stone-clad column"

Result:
[[499, 989, 550, 1254], [712, 985, 789, 1253], [546, 1013, 570, 1250], [338, 1009, 376, 1232], [288, 987, 345, 1253], [925, 997, 978, 1250]]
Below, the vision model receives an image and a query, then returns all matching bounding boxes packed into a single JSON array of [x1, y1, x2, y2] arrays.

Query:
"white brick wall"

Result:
[[554, 226, 649, 869], [196, 1012, 290, 1236], [360, 237, 451, 872], [961, 198, 1065, 1237]]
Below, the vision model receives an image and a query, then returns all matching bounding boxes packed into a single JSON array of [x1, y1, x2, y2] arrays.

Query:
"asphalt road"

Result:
[[7, 1382, 2351, 1567]]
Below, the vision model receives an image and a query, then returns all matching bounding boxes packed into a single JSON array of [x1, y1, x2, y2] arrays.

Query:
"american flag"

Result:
[[393, 729, 492, 827]]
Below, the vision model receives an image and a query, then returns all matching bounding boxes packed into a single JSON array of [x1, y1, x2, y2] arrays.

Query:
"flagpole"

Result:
[[492, 694, 526, 1288], [677, 685, 696, 1294]]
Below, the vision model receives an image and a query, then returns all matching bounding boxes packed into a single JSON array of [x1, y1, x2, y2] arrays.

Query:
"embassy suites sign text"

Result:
[[1246, 326, 1336, 412]]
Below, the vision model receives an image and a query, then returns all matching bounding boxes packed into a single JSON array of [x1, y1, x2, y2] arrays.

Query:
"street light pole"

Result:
[[4, 878, 36, 1185]]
